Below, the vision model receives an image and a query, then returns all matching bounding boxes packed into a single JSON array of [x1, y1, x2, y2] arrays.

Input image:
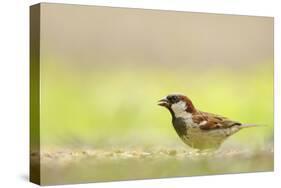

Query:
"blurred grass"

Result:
[[39, 59, 273, 148], [36, 59, 273, 185]]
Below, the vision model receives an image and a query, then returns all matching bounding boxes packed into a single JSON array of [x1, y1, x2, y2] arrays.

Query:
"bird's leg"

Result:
[[196, 148, 217, 157]]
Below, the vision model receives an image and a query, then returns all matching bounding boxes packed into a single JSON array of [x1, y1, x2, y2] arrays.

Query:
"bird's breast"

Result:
[[172, 117, 195, 136], [172, 117, 231, 150]]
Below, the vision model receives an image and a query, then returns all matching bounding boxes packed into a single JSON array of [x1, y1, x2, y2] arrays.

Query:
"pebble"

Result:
[[168, 150, 177, 156]]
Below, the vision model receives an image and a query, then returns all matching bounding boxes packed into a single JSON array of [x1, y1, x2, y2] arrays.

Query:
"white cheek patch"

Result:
[[171, 101, 187, 113], [171, 101, 191, 118]]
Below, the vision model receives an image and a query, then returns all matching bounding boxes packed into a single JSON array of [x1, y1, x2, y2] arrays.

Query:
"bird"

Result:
[[158, 93, 257, 151]]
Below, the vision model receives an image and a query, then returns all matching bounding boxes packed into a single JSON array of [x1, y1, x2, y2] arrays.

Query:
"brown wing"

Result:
[[192, 111, 241, 130]]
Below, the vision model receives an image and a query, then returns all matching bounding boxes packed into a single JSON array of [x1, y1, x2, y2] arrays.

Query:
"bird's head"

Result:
[[158, 94, 196, 117]]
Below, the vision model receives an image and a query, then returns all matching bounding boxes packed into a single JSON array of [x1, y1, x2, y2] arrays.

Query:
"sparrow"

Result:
[[158, 94, 257, 150]]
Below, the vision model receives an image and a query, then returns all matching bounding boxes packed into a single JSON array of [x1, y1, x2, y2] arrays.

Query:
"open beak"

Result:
[[157, 98, 169, 107]]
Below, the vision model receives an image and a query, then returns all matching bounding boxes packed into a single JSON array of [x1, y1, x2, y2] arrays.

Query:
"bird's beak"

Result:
[[158, 98, 169, 107]]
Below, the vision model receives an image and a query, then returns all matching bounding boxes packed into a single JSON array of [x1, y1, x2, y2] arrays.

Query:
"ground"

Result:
[[31, 144, 274, 185]]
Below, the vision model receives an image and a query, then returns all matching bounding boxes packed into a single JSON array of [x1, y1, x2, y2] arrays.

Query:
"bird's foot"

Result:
[[194, 149, 218, 157]]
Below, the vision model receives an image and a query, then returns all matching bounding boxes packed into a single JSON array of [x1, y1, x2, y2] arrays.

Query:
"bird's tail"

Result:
[[241, 124, 265, 128]]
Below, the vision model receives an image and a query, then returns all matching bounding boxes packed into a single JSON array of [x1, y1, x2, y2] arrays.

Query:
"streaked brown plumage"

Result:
[[158, 94, 257, 150]]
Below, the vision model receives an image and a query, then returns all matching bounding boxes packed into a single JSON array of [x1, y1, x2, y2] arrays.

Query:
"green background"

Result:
[[35, 3, 274, 185]]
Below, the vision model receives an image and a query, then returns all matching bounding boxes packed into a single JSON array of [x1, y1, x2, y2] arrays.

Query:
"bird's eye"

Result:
[[168, 95, 178, 103]]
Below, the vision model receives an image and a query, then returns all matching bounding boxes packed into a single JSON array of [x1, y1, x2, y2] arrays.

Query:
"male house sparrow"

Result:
[[158, 94, 257, 150]]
